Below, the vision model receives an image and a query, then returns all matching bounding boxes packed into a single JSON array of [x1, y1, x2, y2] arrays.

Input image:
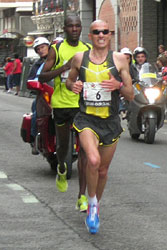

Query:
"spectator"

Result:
[[12, 53, 22, 95], [158, 44, 165, 57], [3, 57, 14, 92], [164, 50, 167, 57], [156, 55, 167, 83]]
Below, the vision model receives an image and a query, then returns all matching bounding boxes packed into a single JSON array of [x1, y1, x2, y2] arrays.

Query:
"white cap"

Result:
[[52, 36, 64, 44], [120, 47, 132, 56], [33, 37, 50, 50]]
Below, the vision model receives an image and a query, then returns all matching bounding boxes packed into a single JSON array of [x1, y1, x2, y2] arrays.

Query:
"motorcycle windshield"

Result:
[[139, 63, 158, 87]]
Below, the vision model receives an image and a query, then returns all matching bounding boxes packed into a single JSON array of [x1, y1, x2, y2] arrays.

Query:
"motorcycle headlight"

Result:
[[144, 87, 160, 104]]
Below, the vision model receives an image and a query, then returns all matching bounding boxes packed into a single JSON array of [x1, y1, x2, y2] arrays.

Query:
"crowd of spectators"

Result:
[[2, 54, 22, 95], [156, 44, 167, 81]]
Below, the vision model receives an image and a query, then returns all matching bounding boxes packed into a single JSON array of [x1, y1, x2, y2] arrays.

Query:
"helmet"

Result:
[[33, 37, 50, 52], [51, 36, 64, 45], [120, 47, 132, 56], [133, 47, 148, 60]]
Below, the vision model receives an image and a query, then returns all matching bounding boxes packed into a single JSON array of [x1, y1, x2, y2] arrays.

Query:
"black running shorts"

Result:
[[53, 108, 79, 126], [73, 112, 123, 146]]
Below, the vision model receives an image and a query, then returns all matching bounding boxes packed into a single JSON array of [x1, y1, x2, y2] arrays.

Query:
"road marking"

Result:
[[161, 131, 167, 135], [21, 195, 39, 203], [144, 162, 160, 169], [0, 171, 39, 204], [0, 171, 7, 178], [6, 183, 25, 191]]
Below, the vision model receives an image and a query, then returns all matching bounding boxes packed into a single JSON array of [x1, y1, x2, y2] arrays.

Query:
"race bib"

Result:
[[83, 82, 111, 107], [61, 69, 70, 83], [60, 60, 69, 83]]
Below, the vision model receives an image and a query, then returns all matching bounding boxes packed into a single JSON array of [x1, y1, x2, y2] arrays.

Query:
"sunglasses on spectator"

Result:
[[92, 29, 110, 35]]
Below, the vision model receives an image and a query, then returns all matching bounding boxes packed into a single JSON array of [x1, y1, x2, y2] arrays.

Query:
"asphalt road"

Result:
[[0, 89, 167, 250]]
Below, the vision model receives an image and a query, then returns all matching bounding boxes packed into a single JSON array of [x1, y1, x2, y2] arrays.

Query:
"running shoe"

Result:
[[76, 195, 88, 212], [85, 203, 100, 234], [56, 163, 68, 192]]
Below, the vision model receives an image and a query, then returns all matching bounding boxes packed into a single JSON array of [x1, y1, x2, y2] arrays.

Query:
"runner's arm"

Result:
[[66, 53, 83, 94], [101, 52, 134, 101], [38, 47, 72, 83], [117, 53, 134, 101]]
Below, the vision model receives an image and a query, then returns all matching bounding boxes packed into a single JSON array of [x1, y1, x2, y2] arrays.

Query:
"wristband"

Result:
[[119, 82, 124, 89]]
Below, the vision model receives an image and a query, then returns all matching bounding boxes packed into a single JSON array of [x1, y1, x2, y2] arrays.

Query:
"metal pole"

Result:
[[63, 0, 67, 22], [137, 0, 142, 46], [115, 0, 119, 51]]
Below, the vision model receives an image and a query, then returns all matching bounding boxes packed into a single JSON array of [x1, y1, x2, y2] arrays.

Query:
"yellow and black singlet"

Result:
[[79, 50, 122, 118], [51, 39, 91, 108]]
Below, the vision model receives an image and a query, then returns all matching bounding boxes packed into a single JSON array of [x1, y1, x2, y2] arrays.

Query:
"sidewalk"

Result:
[[0, 86, 16, 94], [0, 85, 35, 98]]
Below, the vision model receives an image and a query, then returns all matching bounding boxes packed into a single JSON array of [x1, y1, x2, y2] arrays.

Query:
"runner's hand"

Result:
[[101, 72, 121, 91], [72, 80, 83, 94]]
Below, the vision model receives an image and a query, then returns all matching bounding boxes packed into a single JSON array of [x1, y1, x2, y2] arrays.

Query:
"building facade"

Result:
[[0, 0, 36, 62], [98, 0, 167, 63], [0, 0, 167, 63]]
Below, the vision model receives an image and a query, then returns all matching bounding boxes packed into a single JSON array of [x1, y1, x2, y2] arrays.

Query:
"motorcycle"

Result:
[[127, 62, 167, 144], [20, 80, 78, 179]]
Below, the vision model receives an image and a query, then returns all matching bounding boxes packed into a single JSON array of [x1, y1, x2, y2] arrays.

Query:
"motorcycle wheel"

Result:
[[144, 118, 156, 144], [65, 131, 73, 180]]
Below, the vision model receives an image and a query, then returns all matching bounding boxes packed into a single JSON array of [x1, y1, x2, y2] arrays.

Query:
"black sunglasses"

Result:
[[92, 29, 110, 35]]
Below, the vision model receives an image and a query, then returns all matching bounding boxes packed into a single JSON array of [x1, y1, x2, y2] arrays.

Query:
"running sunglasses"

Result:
[[92, 29, 110, 35]]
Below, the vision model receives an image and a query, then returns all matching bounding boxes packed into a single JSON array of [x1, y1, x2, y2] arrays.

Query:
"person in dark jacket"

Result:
[[28, 37, 50, 154]]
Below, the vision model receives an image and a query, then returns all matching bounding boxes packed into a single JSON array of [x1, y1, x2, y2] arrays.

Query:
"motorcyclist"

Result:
[[131, 47, 148, 81], [28, 37, 50, 154], [28, 37, 50, 80], [127, 48, 166, 143], [119, 47, 148, 120]]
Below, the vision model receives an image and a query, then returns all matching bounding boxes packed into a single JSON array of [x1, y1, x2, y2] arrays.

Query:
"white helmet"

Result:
[[133, 47, 148, 60], [52, 36, 64, 45], [33, 37, 50, 52], [120, 47, 132, 56]]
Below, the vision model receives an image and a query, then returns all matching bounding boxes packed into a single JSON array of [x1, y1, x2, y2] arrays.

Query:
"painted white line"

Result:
[[21, 195, 39, 203], [162, 132, 167, 135], [0, 171, 39, 204], [0, 171, 7, 179], [6, 183, 25, 191]]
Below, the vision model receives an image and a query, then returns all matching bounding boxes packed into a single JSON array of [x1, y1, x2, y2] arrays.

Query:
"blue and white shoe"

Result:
[[85, 203, 100, 234]]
